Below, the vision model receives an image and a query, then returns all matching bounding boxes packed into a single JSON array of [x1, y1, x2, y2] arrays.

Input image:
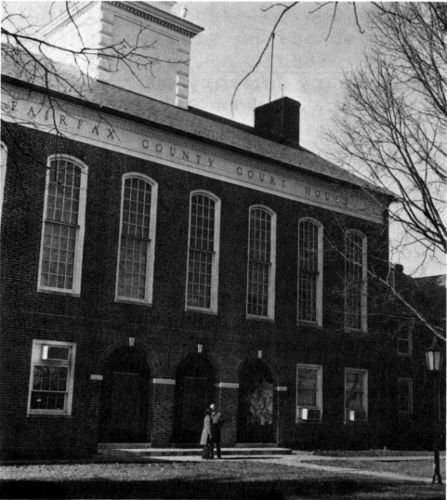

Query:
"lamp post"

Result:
[[424, 335, 444, 485]]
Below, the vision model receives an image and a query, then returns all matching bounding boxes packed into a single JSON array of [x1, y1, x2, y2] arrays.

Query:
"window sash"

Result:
[[117, 176, 153, 302], [38, 157, 87, 295], [186, 193, 218, 311], [345, 370, 367, 413], [345, 232, 367, 331], [28, 341, 76, 415], [297, 220, 322, 324], [247, 208, 273, 317], [297, 367, 319, 408]]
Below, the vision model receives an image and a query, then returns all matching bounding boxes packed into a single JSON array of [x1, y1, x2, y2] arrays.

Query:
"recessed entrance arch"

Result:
[[237, 359, 275, 443], [174, 353, 215, 444], [99, 346, 150, 442]]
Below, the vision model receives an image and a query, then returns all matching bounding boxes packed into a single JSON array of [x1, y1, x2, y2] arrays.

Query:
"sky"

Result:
[[3, 1, 445, 277]]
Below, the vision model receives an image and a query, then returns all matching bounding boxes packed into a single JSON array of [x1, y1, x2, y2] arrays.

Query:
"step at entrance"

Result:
[[97, 443, 292, 457]]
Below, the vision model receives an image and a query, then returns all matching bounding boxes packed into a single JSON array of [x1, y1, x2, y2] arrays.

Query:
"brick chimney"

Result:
[[254, 97, 301, 147]]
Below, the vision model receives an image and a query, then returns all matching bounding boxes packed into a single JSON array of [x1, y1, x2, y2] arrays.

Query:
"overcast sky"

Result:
[[3, 1, 445, 276]]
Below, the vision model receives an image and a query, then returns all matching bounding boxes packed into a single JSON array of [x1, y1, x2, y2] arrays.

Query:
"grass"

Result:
[[0, 460, 445, 499]]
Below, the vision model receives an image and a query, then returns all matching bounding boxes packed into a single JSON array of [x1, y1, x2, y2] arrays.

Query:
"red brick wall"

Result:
[[1, 123, 394, 458]]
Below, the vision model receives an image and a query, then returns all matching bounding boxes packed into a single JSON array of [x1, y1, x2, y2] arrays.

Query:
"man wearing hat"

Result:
[[209, 403, 224, 459]]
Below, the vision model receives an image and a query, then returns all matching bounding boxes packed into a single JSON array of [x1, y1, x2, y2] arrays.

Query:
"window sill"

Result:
[[246, 315, 274, 322], [27, 412, 71, 417], [297, 321, 323, 329], [37, 287, 80, 297], [185, 307, 218, 316], [115, 297, 153, 306]]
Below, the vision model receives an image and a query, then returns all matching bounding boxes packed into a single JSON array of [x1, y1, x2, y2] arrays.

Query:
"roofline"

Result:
[[2, 73, 395, 203], [40, 1, 204, 39]]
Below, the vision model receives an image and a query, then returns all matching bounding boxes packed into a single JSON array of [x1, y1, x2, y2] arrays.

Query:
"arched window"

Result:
[[297, 218, 323, 325], [38, 155, 88, 294], [246, 206, 276, 319], [185, 191, 221, 312], [115, 173, 158, 304], [345, 230, 367, 331], [0, 141, 7, 226]]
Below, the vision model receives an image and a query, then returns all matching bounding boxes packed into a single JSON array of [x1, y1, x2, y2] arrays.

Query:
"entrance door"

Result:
[[99, 347, 150, 442], [174, 354, 215, 443], [238, 360, 274, 443]]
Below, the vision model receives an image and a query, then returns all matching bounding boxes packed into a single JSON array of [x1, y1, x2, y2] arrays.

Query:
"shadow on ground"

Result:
[[0, 476, 444, 499]]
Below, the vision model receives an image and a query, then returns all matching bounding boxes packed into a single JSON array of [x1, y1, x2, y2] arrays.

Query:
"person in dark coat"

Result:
[[209, 403, 224, 459]]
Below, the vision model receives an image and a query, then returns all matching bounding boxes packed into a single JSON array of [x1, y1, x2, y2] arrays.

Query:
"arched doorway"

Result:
[[99, 346, 150, 442], [174, 353, 215, 444], [237, 359, 275, 443]]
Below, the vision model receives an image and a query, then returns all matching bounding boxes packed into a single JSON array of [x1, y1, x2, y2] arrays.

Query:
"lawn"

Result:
[[0, 460, 445, 499]]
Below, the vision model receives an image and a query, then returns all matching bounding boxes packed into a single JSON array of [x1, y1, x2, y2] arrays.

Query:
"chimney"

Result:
[[254, 97, 301, 147], [39, 2, 203, 109]]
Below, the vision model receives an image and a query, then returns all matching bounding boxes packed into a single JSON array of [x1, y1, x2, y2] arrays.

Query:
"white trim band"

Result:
[[215, 382, 239, 389], [90, 374, 103, 381], [152, 378, 176, 385]]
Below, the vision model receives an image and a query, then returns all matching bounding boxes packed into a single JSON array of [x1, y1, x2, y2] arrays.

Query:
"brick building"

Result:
[[384, 266, 446, 450], [0, 2, 412, 459]]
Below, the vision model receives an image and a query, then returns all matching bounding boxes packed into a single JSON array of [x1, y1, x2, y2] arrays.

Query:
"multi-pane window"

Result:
[[186, 191, 220, 312], [246, 206, 276, 319], [397, 319, 413, 356], [116, 174, 157, 304], [27, 340, 76, 415], [398, 378, 413, 414], [296, 364, 323, 422], [0, 141, 7, 226], [38, 156, 88, 294], [297, 219, 323, 325], [345, 231, 367, 331], [345, 368, 368, 422]]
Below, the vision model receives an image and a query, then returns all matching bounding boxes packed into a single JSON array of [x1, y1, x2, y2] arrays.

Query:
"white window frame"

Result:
[[296, 363, 323, 423], [27, 339, 77, 416], [297, 217, 323, 326], [185, 190, 221, 314], [398, 377, 413, 415], [397, 318, 413, 357], [115, 172, 158, 305], [344, 230, 368, 332], [344, 368, 368, 423], [37, 154, 88, 296], [246, 205, 276, 320], [0, 141, 7, 226]]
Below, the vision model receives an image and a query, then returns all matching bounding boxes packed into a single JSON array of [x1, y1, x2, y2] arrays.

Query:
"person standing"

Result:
[[209, 403, 224, 459], [200, 408, 213, 459]]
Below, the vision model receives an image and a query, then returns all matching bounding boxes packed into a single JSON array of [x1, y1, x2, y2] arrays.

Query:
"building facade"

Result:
[[0, 2, 418, 459]]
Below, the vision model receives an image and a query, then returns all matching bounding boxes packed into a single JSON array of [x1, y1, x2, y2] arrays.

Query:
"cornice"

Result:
[[111, 2, 203, 38]]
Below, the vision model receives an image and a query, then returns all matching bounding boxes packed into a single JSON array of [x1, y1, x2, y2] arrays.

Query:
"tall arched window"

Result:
[[185, 191, 220, 312], [345, 230, 367, 332], [115, 173, 158, 304], [246, 206, 276, 319], [297, 218, 323, 325], [38, 155, 88, 294], [0, 141, 7, 226]]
